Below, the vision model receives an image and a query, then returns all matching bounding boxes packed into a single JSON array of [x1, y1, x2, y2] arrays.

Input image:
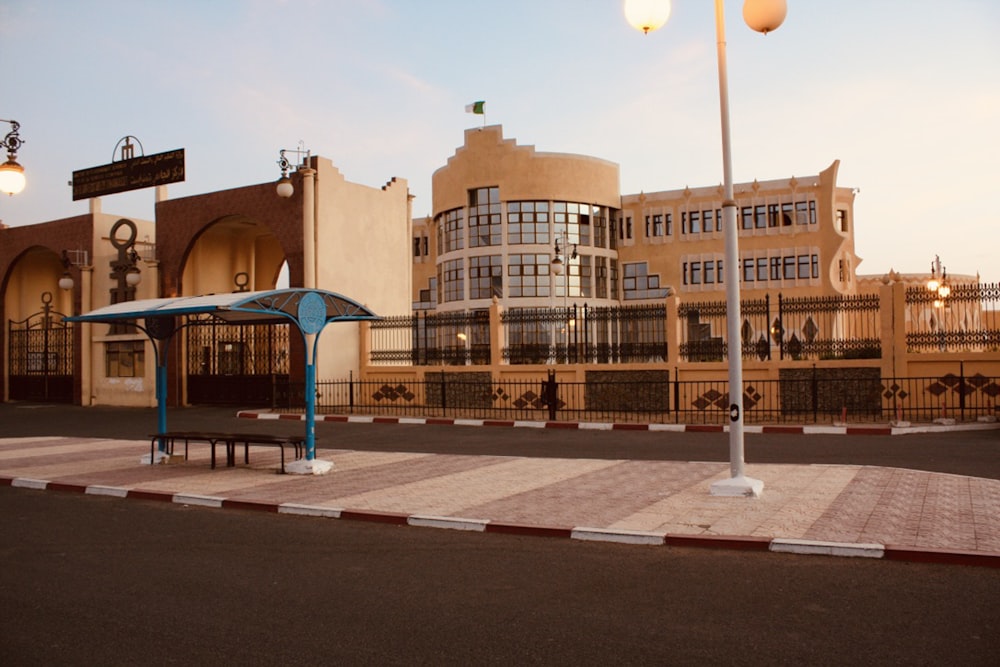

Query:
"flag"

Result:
[[465, 100, 485, 115]]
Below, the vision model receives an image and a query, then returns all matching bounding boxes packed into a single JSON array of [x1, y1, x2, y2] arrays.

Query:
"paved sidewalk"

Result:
[[2, 434, 999, 567]]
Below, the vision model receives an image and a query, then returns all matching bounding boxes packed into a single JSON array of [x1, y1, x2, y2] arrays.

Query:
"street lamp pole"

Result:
[[625, 0, 786, 497]]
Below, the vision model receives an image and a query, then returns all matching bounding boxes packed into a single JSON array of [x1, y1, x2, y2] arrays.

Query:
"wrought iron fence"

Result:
[[301, 370, 1000, 424], [775, 292, 881, 360], [678, 292, 881, 362], [369, 310, 490, 366], [906, 281, 1000, 352], [501, 304, 666, 364]]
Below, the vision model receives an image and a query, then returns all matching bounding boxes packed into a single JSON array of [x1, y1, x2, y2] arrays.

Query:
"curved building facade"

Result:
[[422, 125, 622, 313]]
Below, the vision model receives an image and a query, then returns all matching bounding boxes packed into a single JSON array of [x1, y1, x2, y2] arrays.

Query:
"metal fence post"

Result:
[[811, 363, 819, 423], [348, 370, 355, 414], [959, 360, 966, 421], [544, 369, 558, 421]]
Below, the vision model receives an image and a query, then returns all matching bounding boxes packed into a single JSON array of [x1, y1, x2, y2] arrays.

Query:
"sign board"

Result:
[[72, 148, 185, 201]]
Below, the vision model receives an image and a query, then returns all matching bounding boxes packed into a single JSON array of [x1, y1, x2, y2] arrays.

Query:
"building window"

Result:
[[440, 208, 464, 253], [610, 259, 619, 299], [623, 262, 669, 300], [413, 237, 421, 258], [770, 257, 781, 281], [653, 214, 664, 237], [508, 254, 550, 298], [106, 341, 145, 378], [781, 202, 794, 226], [413, 277, 438, 311], [837, 209, 848, 232], [754, 205, 767, 229], [562, 255, 593, 298], [743, 258, 755, 283], [440, 258, 464, 303], [508, 201, 549, 245], [469, 186, 501, 247], [797, 254, 811, 279], [690, 262, 702, 285], [768, 203, 780, 227], [554, 202, 591, 246], [470, 255, 503, 299], [596, 256, 608, 298], [795, 200, 817, 225], [704, 260, 715, 284], [757, 257, 768, 282], [593, 206, 608, 249], [741, 206, 754, 230], [783, 256, 796, 280], [812, 254, 819, 279]]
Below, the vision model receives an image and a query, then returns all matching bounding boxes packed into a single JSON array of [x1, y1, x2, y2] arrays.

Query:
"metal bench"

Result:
[[150, 432, 305, 473]]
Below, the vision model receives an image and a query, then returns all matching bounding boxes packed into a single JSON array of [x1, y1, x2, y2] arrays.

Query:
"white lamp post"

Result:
[[625, 0, 786, 498]]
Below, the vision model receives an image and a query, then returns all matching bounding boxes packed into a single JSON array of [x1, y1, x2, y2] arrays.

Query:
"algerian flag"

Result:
[[465, 100, 485, 114]]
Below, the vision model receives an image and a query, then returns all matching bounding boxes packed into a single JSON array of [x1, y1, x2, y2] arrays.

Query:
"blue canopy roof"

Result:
[[65, 288, 378, 328]]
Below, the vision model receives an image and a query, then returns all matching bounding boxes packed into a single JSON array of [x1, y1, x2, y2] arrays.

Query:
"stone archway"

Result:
[[180, 215, 292, 406]]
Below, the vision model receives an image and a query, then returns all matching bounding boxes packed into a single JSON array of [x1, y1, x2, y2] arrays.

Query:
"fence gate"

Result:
[[185, 319, 290, 406], [7, 292, 75, 403]]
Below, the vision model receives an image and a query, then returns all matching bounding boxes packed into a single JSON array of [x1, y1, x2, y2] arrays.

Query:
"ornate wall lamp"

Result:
[[0, 118, 26, 196], [58, 249, 89, 292], [275, 145, 311, 198]]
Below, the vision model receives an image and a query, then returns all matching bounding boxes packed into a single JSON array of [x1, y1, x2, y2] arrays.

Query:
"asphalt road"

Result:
[[2, 403, 999, 479], [3, 486, 999, 666]]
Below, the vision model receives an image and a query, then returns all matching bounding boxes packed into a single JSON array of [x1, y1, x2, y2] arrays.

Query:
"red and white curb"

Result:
[[4, 474, 998, 568], [237, 411, 1000, 436]]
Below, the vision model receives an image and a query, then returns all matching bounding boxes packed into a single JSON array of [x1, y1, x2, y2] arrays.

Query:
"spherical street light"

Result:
[[276, 177, 294, 198], [0, 159, 25, 196], [624, 0, 672, 34], [743, 0, 787, 34]]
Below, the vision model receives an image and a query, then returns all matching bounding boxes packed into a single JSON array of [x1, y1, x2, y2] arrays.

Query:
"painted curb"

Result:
[[408, 515, 489, 532], [571, 527, 666, 546], [770, 538, 885, 559], [235, 410, 1000, 437], [5, 474, 999, 568]]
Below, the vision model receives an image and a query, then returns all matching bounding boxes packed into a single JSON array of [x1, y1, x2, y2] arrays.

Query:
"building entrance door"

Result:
[[185, 319, 290, 406], [7, 292, 75, 403]]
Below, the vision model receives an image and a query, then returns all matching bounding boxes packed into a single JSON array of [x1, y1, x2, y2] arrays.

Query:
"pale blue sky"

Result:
[[2, 1, 998, 283]]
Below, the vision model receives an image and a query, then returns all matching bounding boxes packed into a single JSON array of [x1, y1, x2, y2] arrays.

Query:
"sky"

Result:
[[2, 0, 998, 284]]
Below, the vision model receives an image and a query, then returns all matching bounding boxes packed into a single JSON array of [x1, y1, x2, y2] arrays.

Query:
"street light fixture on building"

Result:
[[928, 255, 950, 308], [0, 119, 26, 196], [624, 0, 787, 498], [275, 145, 311, 198]]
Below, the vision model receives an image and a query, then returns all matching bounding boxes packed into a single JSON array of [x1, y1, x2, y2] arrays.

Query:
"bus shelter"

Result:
[[66, 289, 378, 474]]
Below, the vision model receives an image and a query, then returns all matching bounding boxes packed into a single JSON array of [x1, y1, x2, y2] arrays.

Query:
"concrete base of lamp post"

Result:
[[285, 458, 334, 475], [710, 475, 764, 498]]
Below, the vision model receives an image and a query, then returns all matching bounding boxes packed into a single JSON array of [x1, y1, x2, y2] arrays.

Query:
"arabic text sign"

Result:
[[72, 149, 185, 201]]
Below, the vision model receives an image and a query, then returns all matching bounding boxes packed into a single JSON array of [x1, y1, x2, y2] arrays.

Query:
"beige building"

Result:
[[0, 155, 410, 407], [413, 126, 862, 313]]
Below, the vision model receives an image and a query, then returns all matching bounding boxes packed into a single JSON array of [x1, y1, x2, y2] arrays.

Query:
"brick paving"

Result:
[[2, 435, 999, 563]]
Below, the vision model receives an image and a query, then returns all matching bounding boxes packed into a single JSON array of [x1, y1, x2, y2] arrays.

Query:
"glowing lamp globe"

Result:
[[624, 0, 672, 34], [276, 177, 294, 198], [0, 159, 26, 196], [743, 0, 787, 34]]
